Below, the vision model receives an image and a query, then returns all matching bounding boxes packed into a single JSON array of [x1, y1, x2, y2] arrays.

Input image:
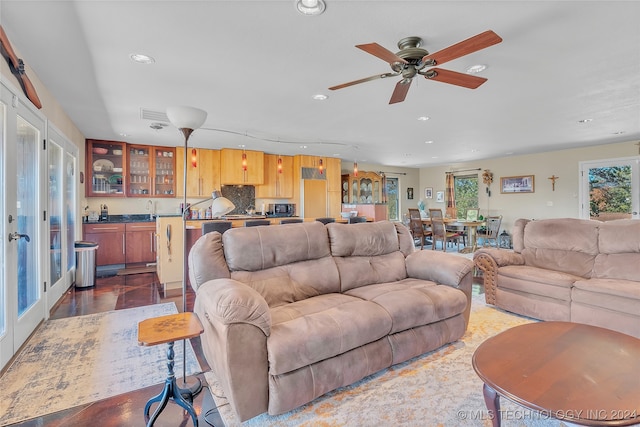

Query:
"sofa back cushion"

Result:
[[222, 221, 341, 306], [327, 221, 408, 291], [223, 221, 330, 271], [593, 219, 640, 281], [521, 218, 599, 278], [188, 231, 231, 290]]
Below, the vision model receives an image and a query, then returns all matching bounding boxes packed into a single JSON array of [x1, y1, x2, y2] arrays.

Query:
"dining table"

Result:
[[421, 218, 485, 253]]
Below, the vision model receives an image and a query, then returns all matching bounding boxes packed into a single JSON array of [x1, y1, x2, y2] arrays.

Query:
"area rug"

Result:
[[0, 303, 201, 426], [205, 296, 572, 427]]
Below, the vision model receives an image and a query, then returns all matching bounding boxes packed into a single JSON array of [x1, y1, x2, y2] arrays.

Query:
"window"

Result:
[[454, 174, 478, 219]]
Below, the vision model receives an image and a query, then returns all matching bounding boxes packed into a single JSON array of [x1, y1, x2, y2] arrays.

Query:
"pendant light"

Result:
[[277, 156, 283, 174], [318, 158, 324, 175], [191, 148, 197, 168], [242, 150, 247, 171], [353, 161, 358, 177]]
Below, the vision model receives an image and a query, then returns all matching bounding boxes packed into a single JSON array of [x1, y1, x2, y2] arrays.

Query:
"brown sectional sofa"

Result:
[[474, 217, 640, 338], [188, 220, 474, 421]]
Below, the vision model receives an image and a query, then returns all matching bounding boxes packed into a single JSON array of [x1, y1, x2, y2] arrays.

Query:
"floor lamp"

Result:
[[166, 105, 208, 397]]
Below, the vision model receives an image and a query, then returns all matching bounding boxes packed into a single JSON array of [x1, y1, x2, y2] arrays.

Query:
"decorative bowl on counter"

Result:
[[92, 147, 108, 155]]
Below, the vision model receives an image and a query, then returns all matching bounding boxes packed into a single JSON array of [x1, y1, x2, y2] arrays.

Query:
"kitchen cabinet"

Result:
[[125, 222, 156, 265], [175, 147, 220, 197], [220, 148, 264, 185], [83, 223, 125, 266], [342, 171, 385, 204], [256, 154, 293, 198], [86, 139, 126, 197], [325, 157, 342, 192], [127, 145, 176, 198], [156, 216, 184, 290]]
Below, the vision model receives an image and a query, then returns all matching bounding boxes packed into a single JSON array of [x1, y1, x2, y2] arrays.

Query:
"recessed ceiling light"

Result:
[[312, 94, 328, 100], [466, 64, 487, 74], [613, 130, 626, 135], [300, 145, 308, 149], [295, 0, 326, 15], [417, 116, 430, 121], [425, 140, 434, 144], [130, 53, 155, 64], [119, 133, 129, 137], [578, 118, 593, 123], [238, 144, 246, 148], [431, 156, 439, 159]]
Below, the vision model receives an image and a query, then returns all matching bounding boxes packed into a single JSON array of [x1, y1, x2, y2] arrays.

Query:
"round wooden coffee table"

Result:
[[472, 321, 640, 426]]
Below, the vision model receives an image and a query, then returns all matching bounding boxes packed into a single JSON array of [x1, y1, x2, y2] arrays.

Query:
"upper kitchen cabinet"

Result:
[[86, 139, 126, 197], [325, 157, 341, 192], [175, 147, 220, 198], [256, 154, 293, 198], [127, 145, 176, 198], [220, 148, 264, 185]]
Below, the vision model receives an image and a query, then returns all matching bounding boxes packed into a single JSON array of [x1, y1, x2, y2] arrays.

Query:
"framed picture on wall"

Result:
[[500, 175, 535, 193], [436, 191, 444, 203], [425, 187, 433, 199], [407, 187, 414, 199]]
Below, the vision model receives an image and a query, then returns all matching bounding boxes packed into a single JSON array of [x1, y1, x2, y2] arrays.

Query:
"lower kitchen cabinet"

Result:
[[125, 222, 156, 265], [83, 223, 125, 266]]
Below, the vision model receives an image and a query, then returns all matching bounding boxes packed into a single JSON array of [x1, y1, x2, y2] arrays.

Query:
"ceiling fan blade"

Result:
[[0, 26, 42, 109], [329, 72, 398, 91], [422, 30, 502, 66], [389, 79, 412, 104], [425, 68, 487, 89], [356, 43, 408, 65]]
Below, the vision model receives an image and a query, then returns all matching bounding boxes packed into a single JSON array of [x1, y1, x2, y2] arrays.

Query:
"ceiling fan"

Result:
[[329, 30, 502, 104], [0, 25, 42, 109]]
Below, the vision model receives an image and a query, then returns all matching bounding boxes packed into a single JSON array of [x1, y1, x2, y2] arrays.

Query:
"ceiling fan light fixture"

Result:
[[466, 64, 487, 74], [296, 0, 326, 15]]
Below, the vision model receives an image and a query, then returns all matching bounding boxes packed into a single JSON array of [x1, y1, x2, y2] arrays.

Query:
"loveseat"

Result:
[[474, 217, 640, 338], [188, 220, 474, 421]]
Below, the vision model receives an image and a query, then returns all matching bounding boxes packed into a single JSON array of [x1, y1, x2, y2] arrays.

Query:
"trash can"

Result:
[[75, 241, 99, 288]]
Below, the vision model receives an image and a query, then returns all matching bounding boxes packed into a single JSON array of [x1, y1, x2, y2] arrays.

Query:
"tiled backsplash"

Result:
[[221, 186, 255, 215]]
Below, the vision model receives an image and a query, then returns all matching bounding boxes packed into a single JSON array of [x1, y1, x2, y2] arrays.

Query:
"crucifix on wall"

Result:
[[548, 175, 559, 191]]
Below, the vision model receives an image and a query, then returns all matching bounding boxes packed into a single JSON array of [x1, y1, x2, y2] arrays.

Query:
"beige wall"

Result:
[[418, 140, 639, 235]]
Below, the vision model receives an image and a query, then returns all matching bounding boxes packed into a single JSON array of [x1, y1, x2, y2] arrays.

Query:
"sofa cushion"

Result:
[[223, 221, 330, 272], [327, 221, 400, 257], [188, 231, 230, 290], [521, 218, 599, 278], [267, 293, 392, 375], [334, 252, 408, 292], [230, 257, 340, 307], [344, 279, 467, 334], [572, 278, 640, 316], [598, 219, 640, 254], [497, 265, 580, 301]]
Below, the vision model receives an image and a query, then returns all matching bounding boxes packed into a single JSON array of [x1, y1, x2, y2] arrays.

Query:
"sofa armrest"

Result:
[[194, 279, 271, 421], [196, 278, 271, 335], [473, 249, 524, 305], [405, 250, 474, 288]]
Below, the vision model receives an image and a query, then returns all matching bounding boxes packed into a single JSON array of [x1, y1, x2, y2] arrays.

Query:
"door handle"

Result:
[[8, 232, 30, 242]]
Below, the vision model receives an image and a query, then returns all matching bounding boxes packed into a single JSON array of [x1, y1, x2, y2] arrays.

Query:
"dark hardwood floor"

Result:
[[13, 272, 224, 427]]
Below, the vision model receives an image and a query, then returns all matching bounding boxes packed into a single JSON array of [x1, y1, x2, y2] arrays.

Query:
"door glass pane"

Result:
[[386, 178, 398, 221], [65, 152, 76, 272], [0, 102, 5, 337], [589, 166, 632, 220], [49, 141, 63, 284], [17, 115, 39, 316]]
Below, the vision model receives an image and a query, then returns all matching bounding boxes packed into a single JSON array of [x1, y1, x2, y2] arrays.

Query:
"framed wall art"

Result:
[[425, 187, 433, 199], [436, 191, 445, 203], [407, 187, 414, 200], [500, 175, 535, 193]]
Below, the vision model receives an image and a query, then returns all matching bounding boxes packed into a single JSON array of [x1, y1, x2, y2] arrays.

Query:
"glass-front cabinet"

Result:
[[342, 171, 385, 204], [86, 140, 176, 198], [86, 139, 126, 197], [128, 145, 176, 197]]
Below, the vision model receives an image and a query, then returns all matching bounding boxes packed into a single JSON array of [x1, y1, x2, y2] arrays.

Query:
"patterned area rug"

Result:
[[0, 303, 201, 426], [206, 296, 573, 427]]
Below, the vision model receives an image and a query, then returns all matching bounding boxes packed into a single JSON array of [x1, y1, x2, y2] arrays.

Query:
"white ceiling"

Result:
[[1, 1, 639, 168]]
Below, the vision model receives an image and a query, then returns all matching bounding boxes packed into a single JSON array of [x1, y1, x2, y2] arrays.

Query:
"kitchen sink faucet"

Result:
[[147, 199, 155, 220]]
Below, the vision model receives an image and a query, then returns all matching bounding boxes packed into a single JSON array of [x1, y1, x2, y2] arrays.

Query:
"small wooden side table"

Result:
[[138, 312, 204, 427]]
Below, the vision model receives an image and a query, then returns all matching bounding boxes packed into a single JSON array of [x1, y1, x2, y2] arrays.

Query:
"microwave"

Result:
[[268, 203, 295, 217]]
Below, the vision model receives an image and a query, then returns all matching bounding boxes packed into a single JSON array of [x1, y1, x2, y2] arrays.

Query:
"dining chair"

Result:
[[430, 217, 461, 251], [315, 217, 336, 224], [477, 215, 502, 247], [279, 218, 303, 224], [428, 208, 443, 219], [408, 208, 430, 249], [201, 221, 232, 235], [244, 219, 271, 227], [348, 216, 367, 224]]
